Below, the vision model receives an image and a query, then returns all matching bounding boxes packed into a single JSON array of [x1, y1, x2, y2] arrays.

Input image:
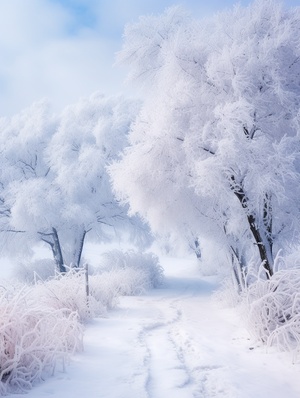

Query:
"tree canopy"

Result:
[[0, 93, 149, 271], [110, 0, 300, 283]]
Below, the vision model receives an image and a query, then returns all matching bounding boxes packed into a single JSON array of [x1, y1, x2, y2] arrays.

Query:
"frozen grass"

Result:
[[0, 250, 163, 394], [26, 250, 164, 322], [215, 261, 300, 362], [241, 268, 300, 361], [0, 283, 83, 395]]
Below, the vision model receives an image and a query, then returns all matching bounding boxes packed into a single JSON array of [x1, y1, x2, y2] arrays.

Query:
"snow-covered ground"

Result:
[[7, 255, 300, 398]]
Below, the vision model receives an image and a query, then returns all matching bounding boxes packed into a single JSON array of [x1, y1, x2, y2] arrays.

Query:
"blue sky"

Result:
[[0, 0, 299, 116]]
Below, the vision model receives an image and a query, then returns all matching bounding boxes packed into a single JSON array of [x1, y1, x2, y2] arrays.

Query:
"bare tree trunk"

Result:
[[39, 228, 66, 273], [231, 252, 242, 293], [51, 228, 66, 273], [263, 193, 273, 265], [230, 176, 273, 279], [72, 229, 87, 268], [230, 245, 246, 291], [194, 238, 201, 260], [246, 213, 273, 277]]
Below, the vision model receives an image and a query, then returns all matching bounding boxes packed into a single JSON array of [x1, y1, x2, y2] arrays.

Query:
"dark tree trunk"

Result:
[[246, 213, 273, 277], [51, 227, 66, 273], [39, 228, 66, 273], [263, 193, 273, 264], [230, 176, 273, 279], [194, 238, 201, 260], [72, 229, 87, 268], [230, 245, 246, 291]]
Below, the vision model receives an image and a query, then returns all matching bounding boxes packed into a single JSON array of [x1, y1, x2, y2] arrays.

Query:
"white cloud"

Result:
[[0, 0, 295, 116], [0, 0, 130, 116], [2, 33, 127, 115], [0, 0, 71, 48]]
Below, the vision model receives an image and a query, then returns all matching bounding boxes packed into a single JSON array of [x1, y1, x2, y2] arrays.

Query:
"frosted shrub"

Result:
[[90, 267, 150, 307], [30, 251, 164, 323], [0, 285, 83, 395], [87, 251, 164, 312], [98, 250, 164, 290], [31, 268, 95, 323], [0, 251, 163, 394], [242, 269, 300, 360]]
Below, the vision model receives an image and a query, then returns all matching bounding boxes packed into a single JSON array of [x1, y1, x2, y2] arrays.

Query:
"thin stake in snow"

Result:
[[85, 263, 90, 310]]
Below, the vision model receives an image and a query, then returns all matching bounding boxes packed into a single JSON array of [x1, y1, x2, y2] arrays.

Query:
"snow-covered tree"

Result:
[[0, 93, 148, 271], [0, 100, 58, 258], [110, 1, 300, 282]]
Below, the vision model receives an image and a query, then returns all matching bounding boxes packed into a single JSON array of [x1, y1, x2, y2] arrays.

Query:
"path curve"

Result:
[[9, 257, 300, 398]]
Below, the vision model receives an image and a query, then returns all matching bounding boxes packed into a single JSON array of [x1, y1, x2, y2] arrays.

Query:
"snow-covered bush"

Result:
[[241, 268, 300, 361], [30, 251, 163, 322], [87, 251, 164, 311], [31, 268, 96, 323], [0, 284, 83, 395], [98, 250, 164, 290], [0, 250, 163, 393]]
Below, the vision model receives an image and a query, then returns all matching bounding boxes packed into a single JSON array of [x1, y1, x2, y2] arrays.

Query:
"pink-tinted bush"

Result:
[[0, 284, 83, 394], [0, 250, 164, 393]]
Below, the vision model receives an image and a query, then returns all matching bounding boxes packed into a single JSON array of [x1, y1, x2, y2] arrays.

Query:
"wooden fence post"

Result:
[[85, 263, 89, 310]]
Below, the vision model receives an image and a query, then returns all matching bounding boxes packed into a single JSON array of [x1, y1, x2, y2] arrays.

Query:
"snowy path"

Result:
[[10, 257, 300, 398]]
